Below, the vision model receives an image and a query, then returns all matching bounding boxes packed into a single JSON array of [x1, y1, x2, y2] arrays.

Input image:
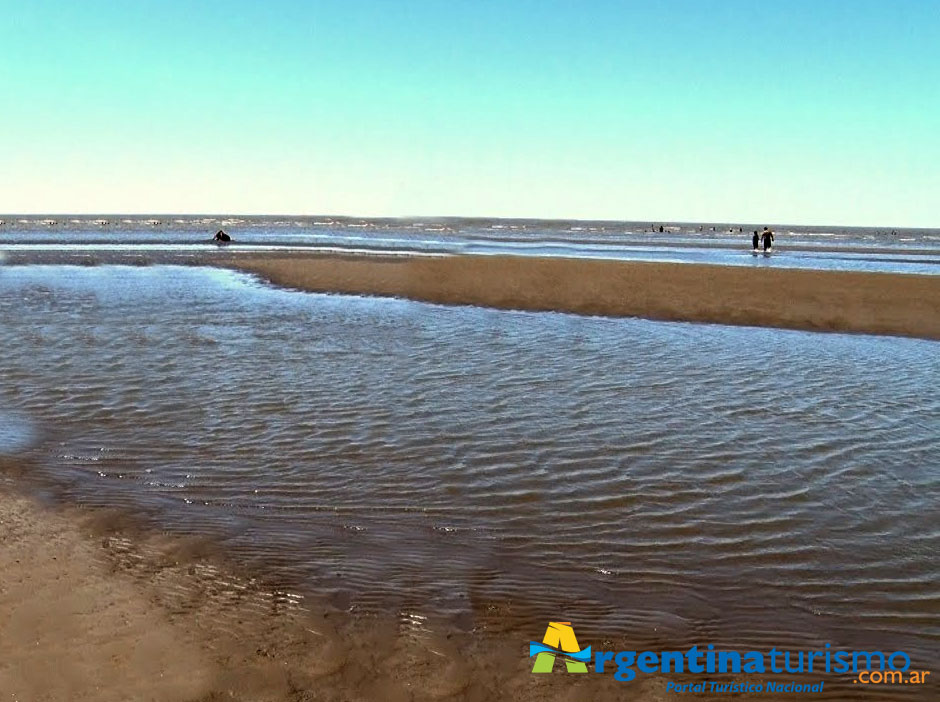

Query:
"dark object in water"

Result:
[[213, 230, 232, 243]]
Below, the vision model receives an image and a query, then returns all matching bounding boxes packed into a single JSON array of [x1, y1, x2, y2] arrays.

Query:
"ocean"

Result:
[[1, 215, 939, 274]]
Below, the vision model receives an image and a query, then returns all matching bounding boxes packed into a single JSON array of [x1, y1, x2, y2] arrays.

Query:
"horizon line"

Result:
[[0, 213, 933, 231]]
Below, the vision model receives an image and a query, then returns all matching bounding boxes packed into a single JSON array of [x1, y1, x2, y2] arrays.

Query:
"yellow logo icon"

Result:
[[529, 622, 591, 673]]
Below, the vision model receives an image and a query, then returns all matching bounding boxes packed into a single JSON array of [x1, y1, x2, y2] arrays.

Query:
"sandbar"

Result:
[[228, 253, 940, 340]]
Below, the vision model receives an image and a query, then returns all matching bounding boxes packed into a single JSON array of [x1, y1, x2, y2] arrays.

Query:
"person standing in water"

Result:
[[761, 226, 774, 252], [752, 230, 760, 251]]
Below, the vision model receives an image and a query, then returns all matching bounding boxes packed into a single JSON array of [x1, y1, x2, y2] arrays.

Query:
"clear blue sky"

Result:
[[1, 0, 937, 225]]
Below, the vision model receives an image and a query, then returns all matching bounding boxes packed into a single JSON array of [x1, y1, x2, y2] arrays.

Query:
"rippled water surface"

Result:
[[0, 265, 937, 670]]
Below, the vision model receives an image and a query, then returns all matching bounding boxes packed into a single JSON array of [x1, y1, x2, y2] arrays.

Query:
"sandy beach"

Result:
[[228, 253, 940, 340], [0, 482, 445, 702], [0, 482, 692, 702], [0, 485, 212, 701], [1, 479, 926, 702]]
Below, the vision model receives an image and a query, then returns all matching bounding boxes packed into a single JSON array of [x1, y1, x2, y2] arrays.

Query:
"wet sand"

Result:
[[0, 487, 212, 701], [2, 484, 925, 701], [0, 480, 387, 702], [0, 483, 693, 701], [229, 253, 940, 340]]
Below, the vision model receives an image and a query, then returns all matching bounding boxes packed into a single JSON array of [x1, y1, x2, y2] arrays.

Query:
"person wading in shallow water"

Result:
[[761, 226, 774, 252], [213, 230, 231, 243], [752, 230, 760, 251]]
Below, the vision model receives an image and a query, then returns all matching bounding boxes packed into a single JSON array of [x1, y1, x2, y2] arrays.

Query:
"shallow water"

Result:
[[1, 216, 938, 274], [0, 265, 937, 673]]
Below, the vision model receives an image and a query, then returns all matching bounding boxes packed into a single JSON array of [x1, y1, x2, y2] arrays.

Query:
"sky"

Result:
[[0, 0, 937, 226]]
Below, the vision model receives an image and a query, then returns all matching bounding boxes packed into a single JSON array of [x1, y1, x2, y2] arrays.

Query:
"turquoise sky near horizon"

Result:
[[0, 1, 937, 226]]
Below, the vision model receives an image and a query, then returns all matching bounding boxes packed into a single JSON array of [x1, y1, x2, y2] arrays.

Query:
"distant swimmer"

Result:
[[213, 230, 232, 243], [752, 230, 760, 251], [761, 226, 774, 252], [659, 225, 664, 233]]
